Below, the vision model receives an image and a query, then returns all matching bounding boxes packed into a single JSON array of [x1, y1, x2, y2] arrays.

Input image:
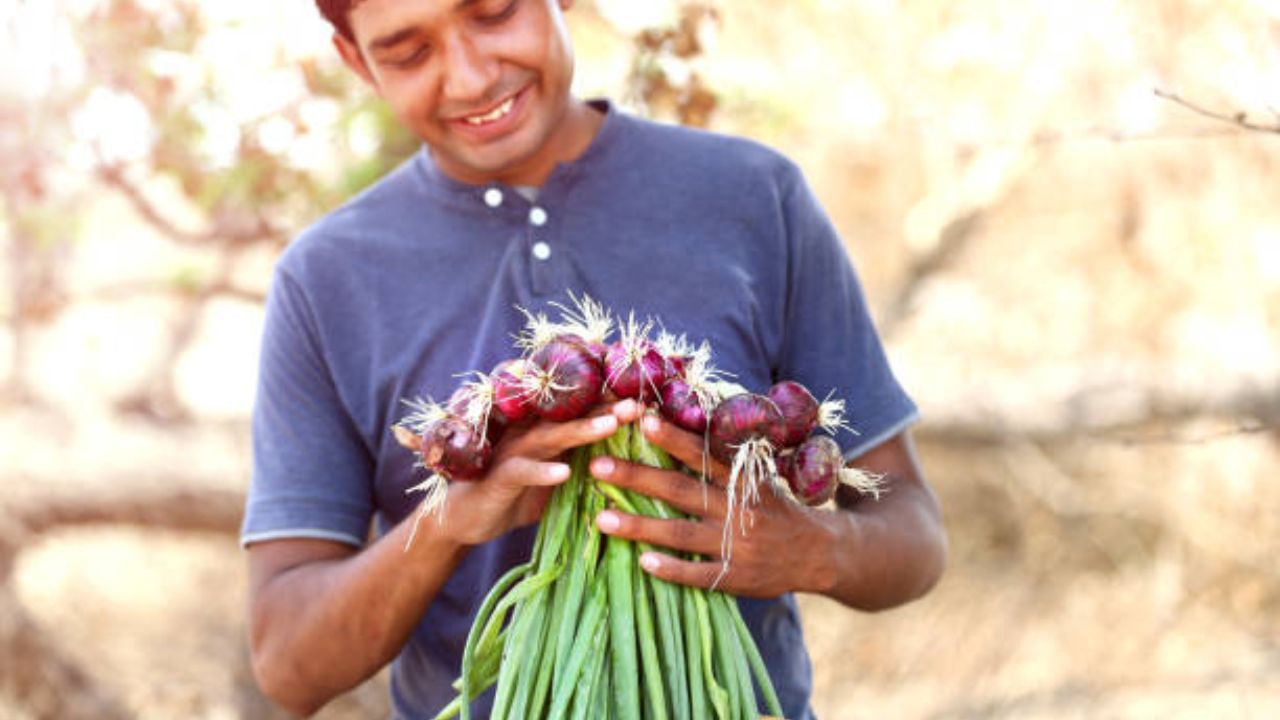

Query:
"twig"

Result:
[[1153, 88, 1280, 135], [79, 279, 266, 305], [95, 162, 282, 247]]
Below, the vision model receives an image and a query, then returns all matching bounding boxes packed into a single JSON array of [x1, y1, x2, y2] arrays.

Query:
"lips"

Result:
[[447, 84, 531, 142], [462, 96, 515, 125]]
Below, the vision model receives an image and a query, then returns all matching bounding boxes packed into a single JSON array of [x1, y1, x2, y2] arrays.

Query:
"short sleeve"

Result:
[[240, 269, 375, 548], [773, 164, 919, 460]]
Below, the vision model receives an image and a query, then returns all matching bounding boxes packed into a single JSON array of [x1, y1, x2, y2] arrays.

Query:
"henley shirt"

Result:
[[243, 100, 919, 719]]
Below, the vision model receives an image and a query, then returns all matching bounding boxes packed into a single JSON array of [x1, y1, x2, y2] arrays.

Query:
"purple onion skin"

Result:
[[707, 393, 787, 464], [529, 340, 604, 422], [604, 340, 668, 402], [659, 377, 708, 433], [664, 354, 688, 380], [553, 332, 608, 364], [491, 359, 533, 423], [420, 415, 492, 481], [767, 380, 820, 449], [781, 435, 842, 506], [447, 385, 508, 445]]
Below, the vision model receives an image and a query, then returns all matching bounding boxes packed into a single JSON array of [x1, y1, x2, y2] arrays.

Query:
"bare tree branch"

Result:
[[0, 588, 132, 720], [918, 388, 1279, 448], [1029, 125, 1246, 145], [1154, 88, 1280, 135], [79, 279, 266, 305], [95, 162, 283, 248], [880, 208, 986, 337], [7, 488, 245, 538], [0, 483, 243, 720]]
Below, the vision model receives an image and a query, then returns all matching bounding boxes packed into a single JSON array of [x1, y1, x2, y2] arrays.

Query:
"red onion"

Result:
[[604, 339, 667, 402], [767, 380, 820, 449], [420, 414, 492, 481], [778, 435, 841, 506], [664, 353, 689, 379], [447, 383, 507, 445], [491, 358, 534, 423], [659, 377, 709, 433], [552, 332, 608, 364], [526, 339, 604, 421], [707, 393, 787, 464]]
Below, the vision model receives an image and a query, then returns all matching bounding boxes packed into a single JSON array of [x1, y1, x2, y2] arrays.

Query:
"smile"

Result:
[[463, 96, 516, 126]]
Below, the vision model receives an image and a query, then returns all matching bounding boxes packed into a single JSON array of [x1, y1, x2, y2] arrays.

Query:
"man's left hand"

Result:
[[589, 413, 839, 598]]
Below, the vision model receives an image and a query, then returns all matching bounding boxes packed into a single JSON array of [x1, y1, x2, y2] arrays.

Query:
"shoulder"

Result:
[[607, 111, 804, 192], [275, 152, 426, 280]]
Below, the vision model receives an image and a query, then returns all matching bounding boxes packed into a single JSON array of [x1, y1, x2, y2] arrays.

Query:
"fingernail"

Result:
[[642, 415, 660, 433], [590, 456, 615, 477], [548, 464, 571, 481], [593, 415, 618, 432], [597, 511, 620, 532], [639, 552, 660, 572]]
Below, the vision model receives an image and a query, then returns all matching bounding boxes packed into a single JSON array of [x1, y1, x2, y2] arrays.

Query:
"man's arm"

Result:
[[589, 414, 946, 609], [811, 430, 947, 610], [247, 405, 638, 716]]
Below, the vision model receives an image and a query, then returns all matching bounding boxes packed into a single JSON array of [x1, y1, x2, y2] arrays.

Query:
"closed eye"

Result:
[[474, 0, 518, 26], [390, 43, 431, 68]]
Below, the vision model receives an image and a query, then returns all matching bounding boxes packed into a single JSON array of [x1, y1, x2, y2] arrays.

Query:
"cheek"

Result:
[[383, 75, 440, 127]]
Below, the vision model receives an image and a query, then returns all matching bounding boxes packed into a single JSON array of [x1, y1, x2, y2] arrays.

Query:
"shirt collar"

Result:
[[412, 98, 623, 204]]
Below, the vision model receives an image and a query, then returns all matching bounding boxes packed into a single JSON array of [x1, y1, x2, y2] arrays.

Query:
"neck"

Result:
[[490, 97, 604, 187]]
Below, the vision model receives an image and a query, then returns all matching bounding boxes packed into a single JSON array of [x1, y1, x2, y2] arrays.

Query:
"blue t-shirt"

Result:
[[242, 100, 918, 719]]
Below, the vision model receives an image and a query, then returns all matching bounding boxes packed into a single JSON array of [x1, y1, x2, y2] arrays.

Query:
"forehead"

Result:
[[347, 0, 463, 44]]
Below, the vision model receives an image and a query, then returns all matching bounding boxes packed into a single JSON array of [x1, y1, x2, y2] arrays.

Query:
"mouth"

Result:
[[462, 95, 516, 126], [445, 83, 533, 144]]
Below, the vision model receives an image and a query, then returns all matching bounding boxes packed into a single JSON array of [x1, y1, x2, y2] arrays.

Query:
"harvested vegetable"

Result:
[[766, 380, 819, 448], [393, 295, 885, 719]]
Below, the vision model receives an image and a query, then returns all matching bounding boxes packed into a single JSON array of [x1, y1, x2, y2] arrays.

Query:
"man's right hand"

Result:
[[246, 398, 641, 716], [434, 398, 643, 545]]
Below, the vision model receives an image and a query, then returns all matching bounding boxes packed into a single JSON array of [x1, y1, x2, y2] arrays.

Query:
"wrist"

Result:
[[800, 507, 849, 596]]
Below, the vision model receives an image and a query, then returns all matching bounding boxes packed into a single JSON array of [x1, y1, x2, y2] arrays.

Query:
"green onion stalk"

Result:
[[433, 421, 783, 720]]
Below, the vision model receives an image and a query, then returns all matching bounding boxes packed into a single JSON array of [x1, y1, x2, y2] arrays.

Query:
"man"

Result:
[[241, 1, 947, 717]]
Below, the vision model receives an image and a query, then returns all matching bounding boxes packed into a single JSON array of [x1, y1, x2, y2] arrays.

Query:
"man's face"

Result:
[[337, 0, 577, 185]]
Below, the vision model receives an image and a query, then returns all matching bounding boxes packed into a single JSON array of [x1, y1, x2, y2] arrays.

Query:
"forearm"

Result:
[[249, 518, 466, 716], [812, 479, 947, 611]]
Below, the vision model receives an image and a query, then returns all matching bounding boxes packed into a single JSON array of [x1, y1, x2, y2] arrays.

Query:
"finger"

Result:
[[488, 456, 573, 489], [635, 552, 743, 594], [610, 398, 644, 424], [589, 455, 728, 519], [638, 414, 731, 485], [500, 412, 620, 461], [595, 510, 721, 557]]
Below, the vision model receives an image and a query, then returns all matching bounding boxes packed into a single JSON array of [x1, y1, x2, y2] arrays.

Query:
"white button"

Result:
[[529, 207, 548, 226], [532, 241, 551, 260], [483, 188, 503, 208]]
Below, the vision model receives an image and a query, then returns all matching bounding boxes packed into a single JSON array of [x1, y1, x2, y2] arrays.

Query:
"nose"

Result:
[[441, 32, 497, 105]]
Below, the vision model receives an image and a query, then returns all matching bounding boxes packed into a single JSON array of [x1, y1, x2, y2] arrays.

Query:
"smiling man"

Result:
[[334, 0, 599, 185], [241, 1, 946, 718]]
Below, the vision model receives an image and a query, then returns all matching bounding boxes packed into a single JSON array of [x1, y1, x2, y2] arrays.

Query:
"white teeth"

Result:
[[464, 97, 514, 125]]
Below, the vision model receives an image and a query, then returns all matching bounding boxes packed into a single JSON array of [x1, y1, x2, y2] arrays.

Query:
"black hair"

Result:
[[315, 0, 357, 42]]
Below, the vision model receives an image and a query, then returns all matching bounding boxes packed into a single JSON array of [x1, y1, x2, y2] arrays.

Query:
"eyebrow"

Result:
[[368, 27, 419, 52], [367, 0, 485, 52]]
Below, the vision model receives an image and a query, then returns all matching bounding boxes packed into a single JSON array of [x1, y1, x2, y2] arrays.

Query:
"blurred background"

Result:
[[2, 0, 1279, 718]]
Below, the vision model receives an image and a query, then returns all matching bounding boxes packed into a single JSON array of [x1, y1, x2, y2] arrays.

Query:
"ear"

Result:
[[332, 32, 380, 94]]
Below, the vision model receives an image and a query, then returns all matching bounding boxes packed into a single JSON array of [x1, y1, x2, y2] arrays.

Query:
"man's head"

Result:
[[319, 0, 586, 187]]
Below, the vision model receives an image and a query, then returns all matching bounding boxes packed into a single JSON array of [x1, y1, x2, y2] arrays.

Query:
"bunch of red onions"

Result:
[[393, 295, 885, 719], [394, 296, 882, 540]]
